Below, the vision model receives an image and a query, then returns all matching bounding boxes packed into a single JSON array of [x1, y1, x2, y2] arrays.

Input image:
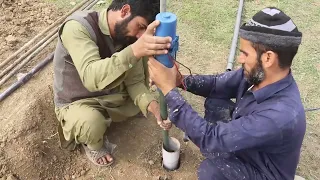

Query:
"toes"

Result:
[[97, 158, 103, 165], [102, 157, 108, 165], [106, 154, 113, 162]]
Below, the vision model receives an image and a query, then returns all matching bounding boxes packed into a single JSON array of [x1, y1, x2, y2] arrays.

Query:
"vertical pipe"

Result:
[[226, 0, 244, 71], [159, 0, 171, 152], [160, 0, 167, 13]]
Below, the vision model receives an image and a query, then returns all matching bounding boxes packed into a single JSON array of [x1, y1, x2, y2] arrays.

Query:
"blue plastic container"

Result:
[[155, 12, 177, 68]]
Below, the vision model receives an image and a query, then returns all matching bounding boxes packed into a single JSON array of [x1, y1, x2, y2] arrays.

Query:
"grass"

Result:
[[47, 0, 320, 179]]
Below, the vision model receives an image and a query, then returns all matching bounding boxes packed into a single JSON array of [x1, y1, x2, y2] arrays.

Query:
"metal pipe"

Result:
[[0, 0, 99, 101], [0, 53, 54, 102], [226, 0, 244, 71], [85, 0, 100, 9], [160, 0, 167, 13], [0, 0, 97, 81], [0, 27, 59, 79], [0, 0, 93, 70], [0, 34, 58, 87], [159, 0, 171, 152]]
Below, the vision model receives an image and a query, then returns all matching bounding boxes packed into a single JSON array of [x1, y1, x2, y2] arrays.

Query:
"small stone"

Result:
[[71, 175, 76, 179], [70, 2, 76, 6], [5, 35, 18, 44], [4, 16, 12, 21], [0, 143, 4, 148], [80, 170, 86, 176], [148, 160, 154, 165], [6, 174, 18, 180], [46, 20, 54, 24], [18, 28, 26, 35], [64, 175, 70, 180], [53, 155, 57, 162]]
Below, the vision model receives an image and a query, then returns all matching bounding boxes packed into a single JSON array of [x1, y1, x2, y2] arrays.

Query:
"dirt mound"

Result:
[[0, 86, 72, 179]]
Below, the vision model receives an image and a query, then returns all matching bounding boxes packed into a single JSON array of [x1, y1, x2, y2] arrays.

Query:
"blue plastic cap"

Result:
[[155, 12, 177, 40], [155, 12, 178, 68]]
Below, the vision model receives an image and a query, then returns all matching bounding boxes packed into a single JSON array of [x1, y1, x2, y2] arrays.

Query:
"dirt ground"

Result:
[[0, 0, 204, 179], [0, 0, 319, 180]]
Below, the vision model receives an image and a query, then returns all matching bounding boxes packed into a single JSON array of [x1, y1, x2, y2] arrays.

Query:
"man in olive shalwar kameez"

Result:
[[53, 0, 172, 166]]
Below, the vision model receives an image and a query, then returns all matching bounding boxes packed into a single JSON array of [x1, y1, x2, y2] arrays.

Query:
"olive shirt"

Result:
[[59, 9, 155, 119]]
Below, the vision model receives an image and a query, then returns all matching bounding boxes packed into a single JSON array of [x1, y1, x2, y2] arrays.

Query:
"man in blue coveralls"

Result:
[[148, 7, 306, 180]]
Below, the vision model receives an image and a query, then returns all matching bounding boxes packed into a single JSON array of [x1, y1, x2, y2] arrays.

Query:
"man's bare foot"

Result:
[[96, 153, 113, 165], [82, 144, 114, 167]]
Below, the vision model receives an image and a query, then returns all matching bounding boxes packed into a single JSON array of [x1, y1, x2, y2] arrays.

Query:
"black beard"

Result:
[[243, 57, 265, 85], [113, 16, 137, 47]]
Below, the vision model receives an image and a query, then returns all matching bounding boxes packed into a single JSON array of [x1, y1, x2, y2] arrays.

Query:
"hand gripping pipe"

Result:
[[155, 12, 179, 152]]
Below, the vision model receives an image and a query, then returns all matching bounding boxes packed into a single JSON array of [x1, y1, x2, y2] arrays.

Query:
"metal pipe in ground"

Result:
[[0, 0, 93, 70], [226, 0, 244, 71], [158, 0, 171, 153]]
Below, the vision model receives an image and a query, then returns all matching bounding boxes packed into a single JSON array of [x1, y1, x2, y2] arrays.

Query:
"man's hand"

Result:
[[149, 61, 182, 88], [131, 20, 172, 59], [147, 100, 172, 130], [148, 57, 178, 95]]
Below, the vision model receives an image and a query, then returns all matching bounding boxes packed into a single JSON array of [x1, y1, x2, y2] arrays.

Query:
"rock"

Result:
[[80, 170, 86, 176], [294, 175, 305, 180], [71, 175, 76, 179], [4, 16, 12, 21], [63, 175, 70, 180], [153, 176, 161, 180], [148, 160, 155, 165], [6, 174, 18, 180], [5, 35, 18, 44], [52, 155, 57, 162], [18, 28, 26, 35], [70, 2, 76, 6], [46, 20, 54, 24], [0, 143, 5, 148]]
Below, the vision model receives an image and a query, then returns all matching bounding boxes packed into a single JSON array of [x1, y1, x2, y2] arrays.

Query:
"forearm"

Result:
[[179, 75, 216, 97], [179, 69, 244, 99], [124, 60, 156, 116], [165, 88, 282, 153]]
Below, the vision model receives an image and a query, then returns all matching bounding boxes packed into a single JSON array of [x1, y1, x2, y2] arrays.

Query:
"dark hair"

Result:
[[107, 0, 160, 24], [251, 43, 299, 69]]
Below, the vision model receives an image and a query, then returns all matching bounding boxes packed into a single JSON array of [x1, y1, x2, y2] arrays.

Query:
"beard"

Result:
[[243, 57, 265, 86], [113, 16, 137, 47]]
